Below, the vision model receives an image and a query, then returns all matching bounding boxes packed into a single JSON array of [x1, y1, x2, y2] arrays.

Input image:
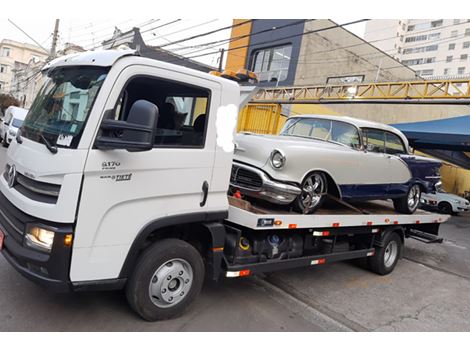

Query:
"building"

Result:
[[365, 19, 470, 78], [102, 27, 216, 72], [0, 39, 48, 105]]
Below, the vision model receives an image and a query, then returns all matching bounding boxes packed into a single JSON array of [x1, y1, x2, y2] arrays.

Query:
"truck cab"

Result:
[[0, 50, 242, 310]]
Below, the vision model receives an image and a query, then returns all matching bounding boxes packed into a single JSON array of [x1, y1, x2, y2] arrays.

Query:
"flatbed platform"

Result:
[[227, 197, 450, 231]]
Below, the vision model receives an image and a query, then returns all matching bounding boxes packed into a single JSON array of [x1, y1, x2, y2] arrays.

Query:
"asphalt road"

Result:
[[0, 145, 469, 331]]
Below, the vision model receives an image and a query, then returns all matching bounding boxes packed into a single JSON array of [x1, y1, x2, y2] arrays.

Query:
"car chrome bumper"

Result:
[[230, 162, 301, 205]]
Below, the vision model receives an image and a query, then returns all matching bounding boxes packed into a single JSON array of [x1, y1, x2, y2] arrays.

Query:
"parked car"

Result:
[[421, 189, 470, 214], [0, 106, 28, 147], [230, 114, 442, 214]]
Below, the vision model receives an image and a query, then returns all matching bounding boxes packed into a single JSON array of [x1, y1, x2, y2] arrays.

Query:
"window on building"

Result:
[[446, 55, 453, 62], [1, 47, 11, 57], [252, 44, 292, 83], [403, 44, 438, 54], [431, 20, 443, 28], [454, 19, 461, 25], [444, 68, 450, 75], [428, 33, 441, 40], [461, 54, 468, 61], [407, 25, 415, 32], [0, 64, 7, 74], [31, 55, 40, 63], [449, 43, 456, 50], [451, 30, 458, 37], [416, 69, 434, 76], [463, 41, 470, 49], [0, 81, 3, 91], [458, 67, 466, 75], [466, 28, 470, 36], [425, 57, 435, 63]]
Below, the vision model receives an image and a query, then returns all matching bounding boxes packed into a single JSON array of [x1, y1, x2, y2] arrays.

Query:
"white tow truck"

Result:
[[0, 50, 448, 321]]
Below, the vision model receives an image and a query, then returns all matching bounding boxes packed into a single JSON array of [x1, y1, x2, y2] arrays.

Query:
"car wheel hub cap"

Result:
[[301, 174, 325, 209], [148, 258, 193, 308], [407, 185, 421, 210]]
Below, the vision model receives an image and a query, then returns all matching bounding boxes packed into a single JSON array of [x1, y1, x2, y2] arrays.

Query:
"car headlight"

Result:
[[8, 130, 16, 136], [270, 149, 286, 169], [24, 225, 55, 253]]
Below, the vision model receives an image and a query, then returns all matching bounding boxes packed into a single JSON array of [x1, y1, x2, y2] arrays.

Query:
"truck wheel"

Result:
[[2, 135, 8, 147], [367, 231, 402, 275], [393, 184, 421, 214], [294, 171, 327, 214], [125, 238, 205, 321]]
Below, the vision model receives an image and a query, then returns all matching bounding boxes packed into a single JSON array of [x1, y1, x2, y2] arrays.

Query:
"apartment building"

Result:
[[365, 19, 470, 78], [0, 39, 48, 106]]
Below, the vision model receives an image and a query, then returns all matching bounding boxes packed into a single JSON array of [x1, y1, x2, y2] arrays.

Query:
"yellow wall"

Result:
[[224, 20, 252, 72], [441, 164, 470, 197]]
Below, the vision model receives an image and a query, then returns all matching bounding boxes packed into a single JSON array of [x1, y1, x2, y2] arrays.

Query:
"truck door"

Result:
[[70, 65, 222, 281]]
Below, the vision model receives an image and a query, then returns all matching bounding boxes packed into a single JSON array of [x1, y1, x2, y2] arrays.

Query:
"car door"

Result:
[[360, 128, 411, 197], [71, 65, 221, 281]]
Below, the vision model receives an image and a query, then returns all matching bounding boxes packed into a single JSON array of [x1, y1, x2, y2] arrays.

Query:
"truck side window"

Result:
[[115, 76, 210, 148]]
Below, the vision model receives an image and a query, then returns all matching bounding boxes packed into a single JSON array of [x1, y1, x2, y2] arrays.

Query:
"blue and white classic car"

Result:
[[230, 115, 442, 214]]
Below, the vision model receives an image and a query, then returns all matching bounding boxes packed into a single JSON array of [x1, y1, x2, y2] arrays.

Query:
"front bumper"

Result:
[[230, 162, 301, 204], [0, 191, 73, 292]]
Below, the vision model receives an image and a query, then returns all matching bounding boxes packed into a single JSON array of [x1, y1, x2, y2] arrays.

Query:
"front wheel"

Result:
[[293, 171, 328, 214], [393, 184, 421, 214], [125, 238, 205, 321], [438, 202, 453, 215], [368, 231, 402, 275]]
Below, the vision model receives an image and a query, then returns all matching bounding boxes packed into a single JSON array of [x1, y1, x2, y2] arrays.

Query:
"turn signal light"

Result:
[[64, 234, 73, 247]]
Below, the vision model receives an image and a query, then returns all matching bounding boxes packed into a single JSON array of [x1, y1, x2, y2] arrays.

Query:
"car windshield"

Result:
[[280, 117, 361, 148], [21, 66, 109, 149], [11, 118, 24, 128]]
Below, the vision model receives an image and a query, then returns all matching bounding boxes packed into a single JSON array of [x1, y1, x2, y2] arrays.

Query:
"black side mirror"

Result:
[[96, 100, 158, 152]]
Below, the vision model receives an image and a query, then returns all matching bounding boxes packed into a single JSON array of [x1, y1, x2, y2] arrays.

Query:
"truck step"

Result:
[[407, 229, 443, 244]]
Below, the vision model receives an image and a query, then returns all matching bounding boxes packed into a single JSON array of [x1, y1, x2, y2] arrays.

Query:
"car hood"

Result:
[[234, 133, 348, 168]]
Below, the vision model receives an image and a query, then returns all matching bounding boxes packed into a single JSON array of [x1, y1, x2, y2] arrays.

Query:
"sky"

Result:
[[0, 18, 367, 67]]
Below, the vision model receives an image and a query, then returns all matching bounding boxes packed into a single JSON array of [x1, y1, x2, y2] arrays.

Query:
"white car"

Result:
[[421, 190, 470, 214], [0, 106, 28, 146], [231, 114, 442, 214]]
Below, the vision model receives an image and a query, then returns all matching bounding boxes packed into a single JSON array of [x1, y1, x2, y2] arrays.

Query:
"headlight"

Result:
[[24, 225, 55, 252], [8, 130, 16, 136], [270, 150, 286, 169]]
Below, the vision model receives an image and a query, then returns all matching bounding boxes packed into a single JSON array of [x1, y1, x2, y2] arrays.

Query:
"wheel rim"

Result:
[[407, 185, 421, 211], [384, 241, 398, 268], [148, 258, 193, 308], [300, 173, 326, 210]]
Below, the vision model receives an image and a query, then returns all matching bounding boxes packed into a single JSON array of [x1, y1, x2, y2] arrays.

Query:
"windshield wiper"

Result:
[[40, 133, 58, 154]]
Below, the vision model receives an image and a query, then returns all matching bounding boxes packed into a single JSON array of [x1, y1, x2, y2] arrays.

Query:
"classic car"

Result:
[[230, 114, 442, 214]]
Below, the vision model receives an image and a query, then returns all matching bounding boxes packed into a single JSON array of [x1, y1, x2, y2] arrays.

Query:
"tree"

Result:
[[0, 94, 20, 116]]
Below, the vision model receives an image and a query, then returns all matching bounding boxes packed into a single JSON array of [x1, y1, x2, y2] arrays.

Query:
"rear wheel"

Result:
[[293, 171, 328, 214], [393, 184, 421, 214], [368, 231, 402, 275], [125, 238, 205, 321]]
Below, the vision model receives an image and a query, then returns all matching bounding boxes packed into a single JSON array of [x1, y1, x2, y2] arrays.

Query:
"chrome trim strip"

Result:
[[15, 174, 60, 197]]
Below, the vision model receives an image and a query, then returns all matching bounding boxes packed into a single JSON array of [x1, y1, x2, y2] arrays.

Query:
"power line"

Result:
[[144, 19, 219, 43], [69, 19, 157, 42]]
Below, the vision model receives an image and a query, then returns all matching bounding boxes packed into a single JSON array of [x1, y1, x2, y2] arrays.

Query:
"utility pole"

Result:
[[50, 19, 60, 59], [218, 48, 225, 72]]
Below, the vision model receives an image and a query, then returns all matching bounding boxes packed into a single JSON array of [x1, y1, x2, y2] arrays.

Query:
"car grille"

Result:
[[230, 164, 263, 190], [3, 165, 60, 204]]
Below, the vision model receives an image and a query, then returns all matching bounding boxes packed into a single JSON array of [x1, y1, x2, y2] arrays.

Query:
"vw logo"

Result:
[[6, 164, 16, 188]]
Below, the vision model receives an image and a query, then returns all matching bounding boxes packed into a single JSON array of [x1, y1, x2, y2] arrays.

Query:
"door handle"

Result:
[[200, 181, 209, 207]]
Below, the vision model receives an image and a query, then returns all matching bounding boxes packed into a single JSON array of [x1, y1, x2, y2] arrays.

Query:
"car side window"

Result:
[[111, 76, 210, 148], [362, 129, 385, 153], [385, 132, 406, 155]]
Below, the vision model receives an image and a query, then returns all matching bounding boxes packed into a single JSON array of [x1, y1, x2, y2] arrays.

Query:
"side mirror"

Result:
[[95, 100, 158, 152]]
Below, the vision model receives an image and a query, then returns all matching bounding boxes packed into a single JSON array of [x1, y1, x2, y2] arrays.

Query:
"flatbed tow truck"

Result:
[[0, 49, 448, 321]]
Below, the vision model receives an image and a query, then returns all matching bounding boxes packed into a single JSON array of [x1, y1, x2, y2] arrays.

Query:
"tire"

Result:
[[368, 231, 402, 275], [293, 171, 328, 214], [393, 184, 421, 214], [125, 238, 205, 321], [2, 135, 8, 147], [438, 202, 453, 215]]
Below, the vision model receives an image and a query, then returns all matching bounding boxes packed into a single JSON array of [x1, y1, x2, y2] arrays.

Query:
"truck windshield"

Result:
[[21, 66, 109, 149], [12, 118, 24, 128]]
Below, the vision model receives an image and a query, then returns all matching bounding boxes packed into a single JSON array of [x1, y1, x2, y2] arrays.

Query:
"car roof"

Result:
[[288, 114, 409, 141]]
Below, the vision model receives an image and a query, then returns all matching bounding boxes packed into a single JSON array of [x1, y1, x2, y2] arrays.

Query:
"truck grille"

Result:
[[0, 191, 32, 245], [3, 165, 60, 204], [230, 164, 263, 190]]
